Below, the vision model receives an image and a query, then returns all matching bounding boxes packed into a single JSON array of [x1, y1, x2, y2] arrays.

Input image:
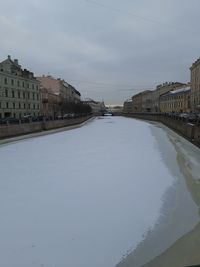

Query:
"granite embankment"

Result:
[[0, 115, 92, 139], [123, 113, 200, 147]]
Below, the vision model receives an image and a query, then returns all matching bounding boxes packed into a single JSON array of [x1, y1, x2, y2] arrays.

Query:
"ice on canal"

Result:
[[0, 116, 199, 267]]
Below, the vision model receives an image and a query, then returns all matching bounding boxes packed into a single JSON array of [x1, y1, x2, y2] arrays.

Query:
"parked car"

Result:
[[21, 115, 32, 123], [0, 117, 19, 124], [178, 113, 189, 120], [32, 116, 39, 122], [188, 113, 198, 122], [37, 115, 45, 121], [0, 118, 7, 125], [67, 113, 75, 118], [63, 113, 71, 119], [56, 115, 63, 120], [196, 113, 200, 120]]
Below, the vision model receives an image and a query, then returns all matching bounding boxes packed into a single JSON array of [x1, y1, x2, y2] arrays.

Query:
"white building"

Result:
[[0, 55, 41, 119]]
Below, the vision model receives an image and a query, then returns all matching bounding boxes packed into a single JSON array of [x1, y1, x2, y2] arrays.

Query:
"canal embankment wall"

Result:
[[0, 115, 92, 139], [123, 114, 200, 147]]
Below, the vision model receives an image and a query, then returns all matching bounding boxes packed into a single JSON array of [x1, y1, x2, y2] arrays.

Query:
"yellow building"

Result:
[[160, 86, 191, 113], [190, 58, 200, 112]]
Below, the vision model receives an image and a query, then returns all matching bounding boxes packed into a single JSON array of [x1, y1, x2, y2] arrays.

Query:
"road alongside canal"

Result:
[[0, 116, 199, 267]]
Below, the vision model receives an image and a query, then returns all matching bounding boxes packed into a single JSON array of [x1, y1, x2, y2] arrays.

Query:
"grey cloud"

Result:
[[0, 0, 200, 104]]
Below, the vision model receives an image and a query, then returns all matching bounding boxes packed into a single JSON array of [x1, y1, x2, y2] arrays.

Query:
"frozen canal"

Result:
[[0, 116, 200, 267]]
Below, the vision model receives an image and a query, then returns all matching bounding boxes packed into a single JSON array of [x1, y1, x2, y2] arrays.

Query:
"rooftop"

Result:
[[161, 86, 191, 97]]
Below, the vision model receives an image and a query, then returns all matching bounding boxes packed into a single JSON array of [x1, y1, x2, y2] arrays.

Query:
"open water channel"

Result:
[[0, 116, 200, 267]]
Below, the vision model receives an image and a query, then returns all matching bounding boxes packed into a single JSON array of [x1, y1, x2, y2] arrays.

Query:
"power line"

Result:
[[85, 0, 198, 34]]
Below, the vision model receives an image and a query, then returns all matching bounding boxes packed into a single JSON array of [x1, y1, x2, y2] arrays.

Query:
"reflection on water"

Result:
[[116, 122, 200, 267]]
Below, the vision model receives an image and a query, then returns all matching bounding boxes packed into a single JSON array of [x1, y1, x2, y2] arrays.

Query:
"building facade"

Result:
[[123, 99, 133, 113], [190, 58, 200, 112], [37, 76, 69, 100], [40, 87, 61, 118], [132, 92, 142, 112], [67, 84, 81, 103], [37, 76, 81, 103], [0, 55, 41, 119], [37, 75, 81, 116], [152, 82, 187, 112], [141, 90, 153, 112], [160, 86, 191, 113], [132, 90, 152, 112]]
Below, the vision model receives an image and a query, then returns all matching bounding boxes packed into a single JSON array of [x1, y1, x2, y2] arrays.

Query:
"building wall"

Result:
[[152, 82, 187, 112], [132, 93, 142, 112], [68, 84, 81, 103], [0, 56, 41, 119], [141, 90, 153, 112], [0, 115, 92, 139], [190, 58, 200, 112], [40, 88, 61, 117], [37, 76, 81, 107], [123, 100, 132, 113], [37, 76, 61, 95], [160, 88, 191, 113]]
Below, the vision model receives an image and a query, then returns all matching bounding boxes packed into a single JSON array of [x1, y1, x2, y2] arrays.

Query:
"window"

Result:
[[11, 79, 14, 86], [17, 81, 20, 87], [5, 89, 8, 97], [32, 84, 34, 89], [4, 78, 7, 84], [18, 91, 20, 98], [22, 82, 25, 88], [6, 102, 9, 108], [13, 103, 15, 108], [12, 90, 14, 98], [23, 92, 25, 99]]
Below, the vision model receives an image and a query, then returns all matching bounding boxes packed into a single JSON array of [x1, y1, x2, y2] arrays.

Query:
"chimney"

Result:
[[14, 59, 19, 65], [8, 55, 11, 60]]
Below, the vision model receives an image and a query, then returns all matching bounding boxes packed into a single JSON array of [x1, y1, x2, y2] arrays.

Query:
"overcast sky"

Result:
[[0, 0, 200, 104]]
